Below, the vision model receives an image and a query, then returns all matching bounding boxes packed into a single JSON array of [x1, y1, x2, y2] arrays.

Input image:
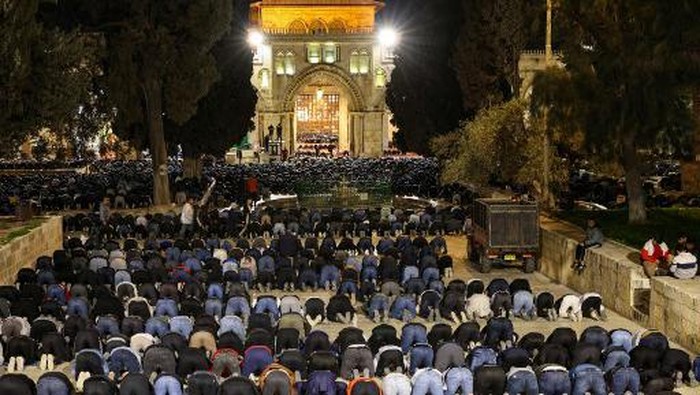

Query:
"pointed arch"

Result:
[[308, 19, 329, 35], [282, 64, 366, 112], [287, 19, 308, 34], [328, 18, 347, 33]]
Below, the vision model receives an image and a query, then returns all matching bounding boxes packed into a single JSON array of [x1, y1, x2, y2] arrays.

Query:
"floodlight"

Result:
[[247, 30, 264, 47], [378, 27, 399, 47]]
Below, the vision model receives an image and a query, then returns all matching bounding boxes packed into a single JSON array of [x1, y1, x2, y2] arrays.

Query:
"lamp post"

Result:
[[542, 0, 555, 209]]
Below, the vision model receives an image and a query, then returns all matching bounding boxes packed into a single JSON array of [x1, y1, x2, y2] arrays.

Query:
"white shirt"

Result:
[[181, 203, 194, 225], [558, 294, 581, 317], [466, 294, 491, 318]]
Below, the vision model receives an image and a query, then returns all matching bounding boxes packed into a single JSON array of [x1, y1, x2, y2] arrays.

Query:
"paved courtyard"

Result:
[[3, 234, 697, 394]]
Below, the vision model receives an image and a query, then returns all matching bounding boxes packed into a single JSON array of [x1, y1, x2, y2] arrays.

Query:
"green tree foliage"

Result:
[[73, 0, 233, 204], [431, 99, 567, 195], [166, 0, 256, 176], [384, 0, 464, 155], [0, 0, 96, 158], [452, 0, 541, 116], [532, 0, 700, 223]]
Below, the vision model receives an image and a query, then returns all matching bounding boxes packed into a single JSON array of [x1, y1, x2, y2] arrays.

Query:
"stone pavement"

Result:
[[2, 234, 698, 394]]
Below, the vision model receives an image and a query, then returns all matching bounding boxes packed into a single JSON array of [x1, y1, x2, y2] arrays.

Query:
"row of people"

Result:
[[0, 157, 449, 215]]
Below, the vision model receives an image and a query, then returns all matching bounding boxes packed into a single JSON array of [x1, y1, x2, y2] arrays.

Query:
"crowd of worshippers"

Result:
[[0, 157, 449, 215], [66, 204, 469, 245], [0, 233, 697, 395]]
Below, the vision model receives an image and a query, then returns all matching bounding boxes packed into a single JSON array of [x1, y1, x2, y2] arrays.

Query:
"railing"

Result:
[[259, 0, 381, 5], [262, 27, 375, 36]]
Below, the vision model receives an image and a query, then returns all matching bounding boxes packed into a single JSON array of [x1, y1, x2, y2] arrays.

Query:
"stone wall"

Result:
[[539, 218, 649, 322], [0, 216, 63, 285], [649, 277, 700, 353]]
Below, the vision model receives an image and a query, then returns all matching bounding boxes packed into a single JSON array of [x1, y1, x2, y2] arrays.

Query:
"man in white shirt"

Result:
[[179, 197, 195, 238]]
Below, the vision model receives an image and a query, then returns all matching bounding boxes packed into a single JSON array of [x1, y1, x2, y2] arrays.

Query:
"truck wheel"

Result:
[[523, 258, 537, 273], [479, 256, 493, 273]]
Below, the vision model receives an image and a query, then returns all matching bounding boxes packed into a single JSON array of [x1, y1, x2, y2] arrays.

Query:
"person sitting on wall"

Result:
[[640, 234, 672, 277], [571, 218, 604, 273], [669, 243, 698, 280]]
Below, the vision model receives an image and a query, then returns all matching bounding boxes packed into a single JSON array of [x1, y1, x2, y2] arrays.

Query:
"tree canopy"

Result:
[[383, 0, 464, 155], [452, 0, 541, 117], [166, 0, 257, 165], [72, 0, 234, 204], [0, 0, 97, 158], [531, 0, 700, 223]]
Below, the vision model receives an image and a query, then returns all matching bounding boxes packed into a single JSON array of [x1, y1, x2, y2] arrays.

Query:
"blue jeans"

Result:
[[390, 297, 416, 320], [421, 268, 440, 284], [507, 369, 539, 395], [226, 297, 250, 317], [608, 367, 641, 395], [610, 330, 633, 352], [603, 350, 630, 372], [402, 266, 419, 284], [96, 316, 120, 337], [338, 280, 358, 296], [254, 297, 280, 319], [484, 318, 513, 346], [242, 346, 273, 376], [368, 295, 390, 317], [444, 367, 473, 395], [154, 374, 182, 395], [320, 266, 340, 286], [169, 316, 193, 338], [146, 317, 170, 338], [411, 368, 443, 395], [401, 324, 428, 354], [513, 291, 535, 317], [155, 299, 178, 317], [108, 347, 141, 374], [409, 344, 434, 374], [204, 299, 223, 318], [219, 315, 246, 341], [539, 369, 571, 395], [37, 375, 69, 395], [66, 298, 89, 319], [570, 364, 606, 395]]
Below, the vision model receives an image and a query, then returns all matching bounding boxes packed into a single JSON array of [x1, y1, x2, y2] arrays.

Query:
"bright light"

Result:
[[247, 30, 264, 47], [316, 88, 324, 101], [378, 28, 399, 47]]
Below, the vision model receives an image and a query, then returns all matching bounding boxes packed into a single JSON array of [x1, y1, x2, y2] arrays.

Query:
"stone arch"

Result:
[[282, 64, 366, 112], [287, 19, 308, 34], [328, 18, 347, 33], [308, 19, 329, 35]]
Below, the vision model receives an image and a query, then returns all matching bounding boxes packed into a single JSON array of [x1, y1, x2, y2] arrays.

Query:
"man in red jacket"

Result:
[[640, 235, 672, 277]]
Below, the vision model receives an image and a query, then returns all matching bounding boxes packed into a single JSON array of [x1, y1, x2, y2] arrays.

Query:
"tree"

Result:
[[71, 0, 233, 204], [432, 99, 567, 194], [533, 0, 700, 223], [383, 0, 464, 155], [166, 0, 256, 178], [452, 0, 541, 116], [0, 0, 96, 158]]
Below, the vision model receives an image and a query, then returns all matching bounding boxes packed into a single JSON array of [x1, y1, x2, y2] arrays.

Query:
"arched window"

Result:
[[349, 50, 360, 74], [309, 19, 328, 35], [350, 49, 370, 75], [259, 68, 270, 89], [288, 19, 307, 34], [284, 51, 296, 75], [358, 49, 370, 74], [275, 51, 285, 75], [307, 43, 321, 64], [323, 44, 337, 64], [374, 68, 387, 88]]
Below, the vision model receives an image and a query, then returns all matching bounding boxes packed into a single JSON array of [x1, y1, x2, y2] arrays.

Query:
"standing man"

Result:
[[180, 196, 195, 238]]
